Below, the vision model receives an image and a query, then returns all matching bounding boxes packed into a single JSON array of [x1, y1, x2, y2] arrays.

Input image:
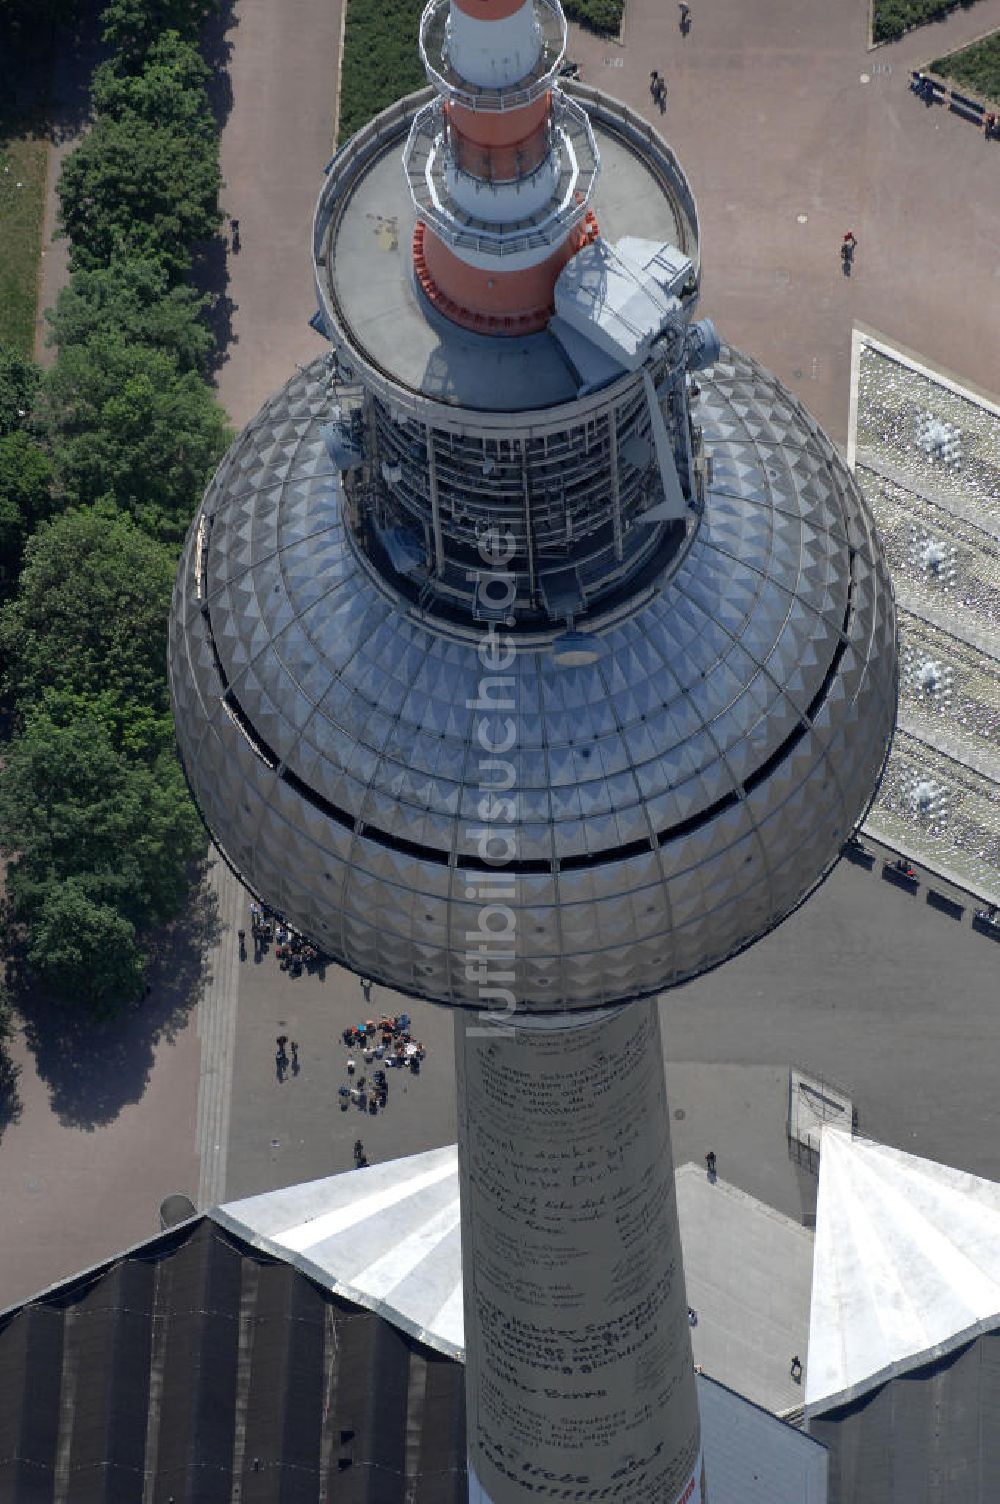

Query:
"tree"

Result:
[[0, 705, 204, 933], [56, 114, 222, 277], [0, 432, 55, 601], [47, 256, 214, 375], [1, 505, 176, 714], [100, 0, 219, 66], [91, 31, 214, 135], [25, 880, 146, 1013], [41, 337, 230, 538], [0, 344, 41, 435]]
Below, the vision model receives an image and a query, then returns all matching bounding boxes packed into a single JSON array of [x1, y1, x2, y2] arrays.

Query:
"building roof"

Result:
[[676, 1163, 814, 1415], [216, 1145, 465, 1359], [808, 1333, 1000, 1504], [319, 90, 694, 413], [807, 1128, 1000, 1415], [219, 1147, 815, 1416], [0, 1216, 467, 1504], [700, 1373, 827, 1504], [0, 1162, 828, 1504]]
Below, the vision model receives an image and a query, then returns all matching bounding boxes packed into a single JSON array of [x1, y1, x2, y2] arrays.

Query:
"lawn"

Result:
[[0, 129, 49, 355], [873, 0, 984, 45], [931, 33, 1000, 102]]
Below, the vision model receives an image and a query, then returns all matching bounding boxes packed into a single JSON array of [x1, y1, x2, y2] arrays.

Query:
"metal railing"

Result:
[[402, 92, 598, 258], [419, 0, 566, 113]]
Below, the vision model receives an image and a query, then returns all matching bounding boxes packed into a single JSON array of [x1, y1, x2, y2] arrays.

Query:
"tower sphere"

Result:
[[169, 28, 896, 1015]]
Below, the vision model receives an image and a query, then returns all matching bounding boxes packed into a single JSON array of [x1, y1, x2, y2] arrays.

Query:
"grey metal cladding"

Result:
[[168, 348, 897, 1013]]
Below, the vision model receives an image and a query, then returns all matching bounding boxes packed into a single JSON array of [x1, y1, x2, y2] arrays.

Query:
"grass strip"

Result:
[[0, 128, 50, 354], [930, 32, 1000, 103], [873, 0, 984, 46], [338, 0, 425, 142]]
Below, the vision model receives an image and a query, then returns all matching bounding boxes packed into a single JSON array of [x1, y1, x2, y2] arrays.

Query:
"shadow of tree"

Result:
[[190, 0, 241, 374], [191, 233, 238, 375], [14, 866, 221, 1130], [0, 1, 101, 145], [202, 0, 238, 131], [0, 1037, 23, 1136]]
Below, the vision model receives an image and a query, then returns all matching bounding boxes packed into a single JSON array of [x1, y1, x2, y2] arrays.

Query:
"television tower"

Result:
[[169, 1, 897, 1499]]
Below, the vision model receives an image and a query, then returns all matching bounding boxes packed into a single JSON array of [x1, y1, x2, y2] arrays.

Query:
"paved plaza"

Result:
[[2, 0, 1000, 1322]]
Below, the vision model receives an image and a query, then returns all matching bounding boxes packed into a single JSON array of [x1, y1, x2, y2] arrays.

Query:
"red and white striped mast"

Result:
[[406, 0, 600, 334]]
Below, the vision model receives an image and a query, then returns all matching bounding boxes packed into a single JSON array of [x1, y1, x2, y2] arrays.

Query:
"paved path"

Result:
[[0, 988, 201, 1312], [194, 849, 244, 1208], [213, 0, 343, 428]]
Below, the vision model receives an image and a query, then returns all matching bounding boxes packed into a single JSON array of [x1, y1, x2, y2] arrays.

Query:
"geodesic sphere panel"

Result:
[[168, 347, 897, 1012]]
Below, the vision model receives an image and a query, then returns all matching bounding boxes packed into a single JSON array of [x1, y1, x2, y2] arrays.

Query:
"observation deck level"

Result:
[[314, 84, 700, 418]]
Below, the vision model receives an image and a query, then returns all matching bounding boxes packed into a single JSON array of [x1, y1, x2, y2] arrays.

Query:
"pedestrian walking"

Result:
[[790, 1354, 803, 1381], [290, 1041, 299, 1076], [679, 2, 691, 32], [705, 1150, 717, 1177]]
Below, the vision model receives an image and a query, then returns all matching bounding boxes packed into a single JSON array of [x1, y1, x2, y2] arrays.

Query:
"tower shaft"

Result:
[[455, 1002, 704, 1504]]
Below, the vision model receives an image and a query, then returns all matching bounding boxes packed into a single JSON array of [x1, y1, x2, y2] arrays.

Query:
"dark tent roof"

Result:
[[0, 1216, 466, 1504], [809, 1331, 1000, 1504], [0, 1205, 825, 1502]]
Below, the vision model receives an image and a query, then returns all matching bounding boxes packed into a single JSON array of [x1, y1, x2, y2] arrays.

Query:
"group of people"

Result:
[[340, 1069, 389, 1115], [649, 69, 667, 114], [240, 901, 323, 975], [343, 1014, 426, 1069], [339, 1012, 427, 1117]]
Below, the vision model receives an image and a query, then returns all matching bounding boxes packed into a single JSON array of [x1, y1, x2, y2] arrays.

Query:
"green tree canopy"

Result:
[[25, 879, 146, 1013], [47, 256, 214, 373], [42, 337, 230, 537], [1, 504, 176, 714], [100, 0, 218, 66], [0, 704, 204, 933], [56, 113, 222, 276], [0, 344, 41, 435], [0, 432, 55, 601], [91, 30, 214, 134]]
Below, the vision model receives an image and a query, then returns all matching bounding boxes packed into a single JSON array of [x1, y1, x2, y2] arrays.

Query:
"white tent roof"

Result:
[[806, 1127, 1000, 1415], [214, 1144, 465, 1357], [216, 1144, 814, 1415]]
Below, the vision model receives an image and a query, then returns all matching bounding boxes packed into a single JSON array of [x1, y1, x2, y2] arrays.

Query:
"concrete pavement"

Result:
[[568, 0, 1000, 448], [213, 0, 342, 426]]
